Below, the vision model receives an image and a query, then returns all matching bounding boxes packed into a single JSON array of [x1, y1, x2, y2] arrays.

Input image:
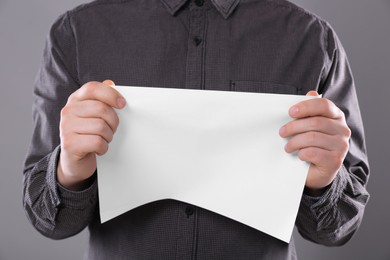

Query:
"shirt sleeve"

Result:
[[295, 23, 370, 246], [22, 12, 98, 240]]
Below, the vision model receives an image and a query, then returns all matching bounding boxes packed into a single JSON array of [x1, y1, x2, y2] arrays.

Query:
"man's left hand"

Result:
[[279, 91, 351, 196]]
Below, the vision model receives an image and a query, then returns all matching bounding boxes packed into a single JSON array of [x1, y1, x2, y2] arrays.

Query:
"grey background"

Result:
[[0, 0, 388, 259]]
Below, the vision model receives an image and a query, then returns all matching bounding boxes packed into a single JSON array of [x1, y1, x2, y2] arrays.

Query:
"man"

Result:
[[23, 0, 369, 259]]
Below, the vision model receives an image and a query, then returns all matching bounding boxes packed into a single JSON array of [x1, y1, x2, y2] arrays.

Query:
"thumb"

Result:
[[102, 79, 116, 87], [306, 90, 319, 96]]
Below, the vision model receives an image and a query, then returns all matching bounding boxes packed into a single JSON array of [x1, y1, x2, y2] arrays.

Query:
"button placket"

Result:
[[185, 206, 195, 217], [185, 5, 208, 90], [193, 36, 202, 46], [176, 204, 198, 259]]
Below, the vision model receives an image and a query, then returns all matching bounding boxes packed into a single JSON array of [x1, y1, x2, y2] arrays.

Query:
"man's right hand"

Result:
[[57, 80, 126, 191]]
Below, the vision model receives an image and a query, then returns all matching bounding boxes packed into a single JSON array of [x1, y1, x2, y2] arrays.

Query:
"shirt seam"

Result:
[[319, 20, 332, 88], [64, 12, 81, 85], [264, 0, 333, 93], [265, 0, 326, 23], [67, 0, 132, 17]]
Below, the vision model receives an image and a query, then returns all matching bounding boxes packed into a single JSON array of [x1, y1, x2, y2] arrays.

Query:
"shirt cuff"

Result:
[[300, 166, 348, 220], [46, 145, 98, 211]]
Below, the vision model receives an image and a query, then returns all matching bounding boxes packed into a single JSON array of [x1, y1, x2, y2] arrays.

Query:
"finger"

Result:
[[62, 134, 109, 158], [279, 116, 345, 137], [102, 79, 115, 87], [69, 81, 126, 109], [289, 98, 343, 119], [306, 90, 319, 97], [297, 147, 343, 172], [284, 131, 347, 153], [70, 118, 114, 143], [299, 147, 342, 189], [70, 100, 120, 133]]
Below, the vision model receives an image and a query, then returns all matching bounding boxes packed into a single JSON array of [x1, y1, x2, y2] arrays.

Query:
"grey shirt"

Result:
[[23, 0, 370, 259]]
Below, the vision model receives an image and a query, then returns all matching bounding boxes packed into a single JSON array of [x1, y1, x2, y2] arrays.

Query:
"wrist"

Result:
[[57, 159, 93, 191]]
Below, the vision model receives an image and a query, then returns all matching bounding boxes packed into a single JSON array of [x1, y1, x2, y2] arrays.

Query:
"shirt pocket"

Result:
[[229, 80, 303, 95]]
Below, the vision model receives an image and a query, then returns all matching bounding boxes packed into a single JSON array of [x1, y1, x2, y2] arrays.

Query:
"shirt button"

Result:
[[193, 36, 202, 46], [185, 206, 194, 217], [194, 0, 204, 7]]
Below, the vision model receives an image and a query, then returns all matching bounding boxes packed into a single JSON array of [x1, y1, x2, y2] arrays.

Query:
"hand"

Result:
[[279, 91, 351, 196], [57, 80, 126, 190]]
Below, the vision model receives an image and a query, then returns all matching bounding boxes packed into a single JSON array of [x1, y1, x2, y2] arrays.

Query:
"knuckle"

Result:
[[84, 81, 100, 89], [113, 114, 120, 129], [96, 120, 107, 133], [309, 131, 317, 144], [67, 93, 77, 103], [59, 108, 75, 132], [95, 102, 108, 115], [81, 81, 99, 97], [338, 109, 347, 121], [107, 133, 114, 143], [322, 98, 333, 109], [343, 126, 352, 138], [94, 136, 108, 155], [298, 148, 309, 161], [109, 112, 120, 132], [94, 136, 107, 150], [308, 118, 320, 130], [96, 139, 109, 155], [83, 84, 94, 95], [60, 105, 71, 117], [101, 145, 109, 155]]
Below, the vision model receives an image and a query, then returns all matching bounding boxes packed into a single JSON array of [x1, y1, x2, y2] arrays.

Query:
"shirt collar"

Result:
[[160, 0, 240, 19]]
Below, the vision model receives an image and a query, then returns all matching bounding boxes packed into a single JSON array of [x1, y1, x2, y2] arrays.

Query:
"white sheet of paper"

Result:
[[97, 86, 314, 243]]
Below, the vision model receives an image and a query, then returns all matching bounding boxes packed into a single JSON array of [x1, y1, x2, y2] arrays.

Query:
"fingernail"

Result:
[[289, 106, 299, 116], [103, 79, 115, 87], [117, 97, 126, 108]]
